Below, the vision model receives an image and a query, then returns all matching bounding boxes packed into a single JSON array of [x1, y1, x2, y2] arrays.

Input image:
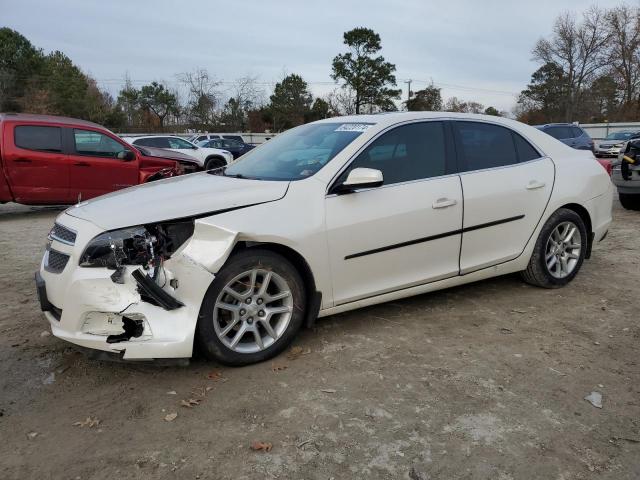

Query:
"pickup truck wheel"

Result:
[[521, 208, 587, 288], [205, 157, 226, 170], [619, 193, 640, 211], [196, 249, 306, 366]]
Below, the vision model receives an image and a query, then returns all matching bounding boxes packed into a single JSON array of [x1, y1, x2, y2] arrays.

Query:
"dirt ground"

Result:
[[0, 200, 638, 480]]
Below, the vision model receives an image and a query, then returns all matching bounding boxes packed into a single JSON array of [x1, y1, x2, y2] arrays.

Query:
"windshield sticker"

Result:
[[335, 123, 372, 132]]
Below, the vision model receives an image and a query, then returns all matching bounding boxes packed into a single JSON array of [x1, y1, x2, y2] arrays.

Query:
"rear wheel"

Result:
[[521, 208, 587, 288], [196, 249, 306, 366], [205, 157, 226, 170], [619, 193, 640, 211]]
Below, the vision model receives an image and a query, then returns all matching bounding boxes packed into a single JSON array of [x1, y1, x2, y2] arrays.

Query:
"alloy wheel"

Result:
[[212, 269, 293, 353], [544, 221, 582, 279]]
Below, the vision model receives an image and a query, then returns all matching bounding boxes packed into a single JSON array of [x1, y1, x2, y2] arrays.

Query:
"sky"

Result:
[[1, 0, 627, 113]]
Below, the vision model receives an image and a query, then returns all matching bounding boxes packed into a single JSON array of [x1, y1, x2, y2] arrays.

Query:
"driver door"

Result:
[[67, 128, 138, 200], [325, 121, 463, 306]]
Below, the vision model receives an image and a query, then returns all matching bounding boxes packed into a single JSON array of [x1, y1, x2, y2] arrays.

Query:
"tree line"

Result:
[[516, 4, 640, 124], [9, 4, 635, 134], [1, 26, 507, 132]]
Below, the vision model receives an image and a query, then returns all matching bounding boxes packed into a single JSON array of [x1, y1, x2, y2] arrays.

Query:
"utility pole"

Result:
[[404, 79, 412, 108]]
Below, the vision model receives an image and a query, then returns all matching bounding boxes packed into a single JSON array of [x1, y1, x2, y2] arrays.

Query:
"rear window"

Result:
[[513, 133, 541, 162], [14, 125, 62, 152], [545, 126, 574, 140]]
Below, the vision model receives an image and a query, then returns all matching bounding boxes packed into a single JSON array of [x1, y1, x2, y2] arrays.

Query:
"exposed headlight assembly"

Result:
[[79, 221, 194, 271], [80, 226, 156, 268]]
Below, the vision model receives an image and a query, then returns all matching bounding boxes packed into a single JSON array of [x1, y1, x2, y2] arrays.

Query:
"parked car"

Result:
[[188, 133, 246, 145], [121, 135, 233, 170], [536, 123, 611, 174], [198, 138, 255, 159], [612, 139, 640, 210], [0, 113, 194, 206], [595, 130, 640, 158], [37, 113, 613, 365], [535, 123, 594, 150]]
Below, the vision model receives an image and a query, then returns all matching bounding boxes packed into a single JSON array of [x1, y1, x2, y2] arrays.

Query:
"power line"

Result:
[[0, 73, 520, 96]]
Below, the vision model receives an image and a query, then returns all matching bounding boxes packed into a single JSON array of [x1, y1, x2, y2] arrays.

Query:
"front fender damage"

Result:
[[181, 221, 239, 274]]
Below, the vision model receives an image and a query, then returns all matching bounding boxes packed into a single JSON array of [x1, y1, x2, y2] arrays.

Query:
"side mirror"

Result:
[[333, 167, 383, 194], [117, 150, 136, 161]]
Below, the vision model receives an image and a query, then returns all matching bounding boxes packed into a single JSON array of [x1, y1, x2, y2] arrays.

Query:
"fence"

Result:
[[579, 122, 640, 140]]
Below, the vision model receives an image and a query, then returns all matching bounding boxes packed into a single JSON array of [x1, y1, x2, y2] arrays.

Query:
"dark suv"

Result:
[[535, 124, 594, 151]]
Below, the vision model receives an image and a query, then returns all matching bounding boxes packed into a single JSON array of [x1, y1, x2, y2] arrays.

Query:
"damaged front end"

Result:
[[39, 207, 249, 359], [77, 220, 195, 342]]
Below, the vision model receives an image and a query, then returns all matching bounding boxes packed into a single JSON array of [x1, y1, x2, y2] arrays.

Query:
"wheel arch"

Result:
[[228, 241, 321, 328], [558, 202, 593, 258]]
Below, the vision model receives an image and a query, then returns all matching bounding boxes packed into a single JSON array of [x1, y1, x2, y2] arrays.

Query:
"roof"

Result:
[[315, 111, 527, 128], [0, 112, 103, 129], [533, 123, 578, 128]]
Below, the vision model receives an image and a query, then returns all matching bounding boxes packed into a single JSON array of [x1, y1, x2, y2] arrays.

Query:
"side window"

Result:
[[134, 137, 170, 148], [167, 138, 194, 149], [454, 122, 518, 171], [14, 126, 62, 152], [512, 133, 541, 162], [343, 122, 447, 186], [197, 136, 207, 142], [73, 129, 126, 158], [571, 127, 584, 138]]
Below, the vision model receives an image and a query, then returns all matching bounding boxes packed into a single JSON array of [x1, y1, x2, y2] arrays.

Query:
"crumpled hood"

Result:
[[66, 172, 289, 230]]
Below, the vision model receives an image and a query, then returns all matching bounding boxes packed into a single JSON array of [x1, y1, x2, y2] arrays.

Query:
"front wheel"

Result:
[[521, 208, 587, 288], [196, 249, 306, 366], [619, 193, 640, 211], [205, 157, 226, 170]]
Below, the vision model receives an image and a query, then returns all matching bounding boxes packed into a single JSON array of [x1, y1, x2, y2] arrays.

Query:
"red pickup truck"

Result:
[[0, 113, 196, 205]]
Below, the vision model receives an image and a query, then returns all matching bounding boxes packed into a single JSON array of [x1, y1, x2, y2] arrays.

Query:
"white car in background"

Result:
[[38, 113, 613, 366], [121, 135, 233, 170], [188, 133, 246, 144]]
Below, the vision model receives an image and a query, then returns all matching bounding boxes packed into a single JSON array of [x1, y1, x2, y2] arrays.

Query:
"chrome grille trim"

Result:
[[49, 223, 77, 246]]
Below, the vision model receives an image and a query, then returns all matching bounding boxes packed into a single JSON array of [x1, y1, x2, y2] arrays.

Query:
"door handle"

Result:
[[14, 158, 32, 163], [432, 198, 457, 209], [526, 180, 546, 190], [74, 162, 90, 167]]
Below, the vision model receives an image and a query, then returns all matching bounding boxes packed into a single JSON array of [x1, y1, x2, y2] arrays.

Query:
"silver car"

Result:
[[596, 130, 640, 158]]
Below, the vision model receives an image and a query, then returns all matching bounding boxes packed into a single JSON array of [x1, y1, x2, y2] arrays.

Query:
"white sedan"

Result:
[[37, 113, 613, 365], [121, 135, 233, 169]]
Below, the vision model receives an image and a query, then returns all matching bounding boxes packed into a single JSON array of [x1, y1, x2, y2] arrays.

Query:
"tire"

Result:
[[196, 249, 306, 366], [520, 208, 587, 288], [619, 193, 640, 211], [205, 157, 226, 170]]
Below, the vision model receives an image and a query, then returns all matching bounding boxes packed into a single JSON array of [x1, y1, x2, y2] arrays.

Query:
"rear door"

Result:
[[3, 124, 71, 204], [166, 137, 202, 159], [67, 128, 138, 200], [453, 121, 554, 274]]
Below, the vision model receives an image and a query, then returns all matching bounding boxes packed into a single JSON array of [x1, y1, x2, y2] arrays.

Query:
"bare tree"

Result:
[[325, 87, 356, 115], [533, 7, 611, 121], [443, 96, 484, 113], [178, 68, 221, 129], [605, 5, 640, 113]]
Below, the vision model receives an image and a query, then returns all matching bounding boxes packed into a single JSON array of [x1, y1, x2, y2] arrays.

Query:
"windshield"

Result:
[[222, 122, 372, 180], [605, 132, 635, 140]]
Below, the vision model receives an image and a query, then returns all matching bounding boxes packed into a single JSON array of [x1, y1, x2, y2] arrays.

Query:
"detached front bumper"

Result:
[[37, 213, 215, 359]]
